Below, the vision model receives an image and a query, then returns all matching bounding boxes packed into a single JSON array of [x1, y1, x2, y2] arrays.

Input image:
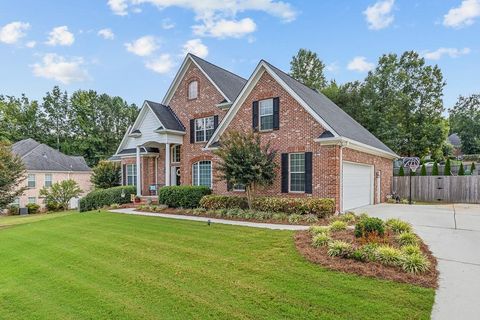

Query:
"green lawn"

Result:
[[0, 212, 434, 319]]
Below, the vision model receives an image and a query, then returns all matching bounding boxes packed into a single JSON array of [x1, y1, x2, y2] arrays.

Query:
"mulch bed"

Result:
[[295, 230, 439, 288]]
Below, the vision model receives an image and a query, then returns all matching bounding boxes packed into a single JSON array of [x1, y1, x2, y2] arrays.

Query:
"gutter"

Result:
[[314, 136, 398, 160]]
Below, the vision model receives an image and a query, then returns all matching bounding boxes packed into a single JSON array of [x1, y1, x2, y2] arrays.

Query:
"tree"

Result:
[[40, 86, 70, 151], [290, 49, 326, 91], [39, 179, 82, 211], [432, 161, 439, 176], [444, 158, 451, 176], [91, 160, 121, 189], [398, 166, 405, 176], [0, 95, 44, 143], [214, 131, 277, 209], [449, 94, 480, 155], [458, 163, 465, 176], [471, 162, 476, 175], [322, 80, 367, 124], [0, 142, 27, 208], [420, 164, 427, 176]]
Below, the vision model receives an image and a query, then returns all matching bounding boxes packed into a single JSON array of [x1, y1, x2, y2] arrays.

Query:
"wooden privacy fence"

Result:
[[392, 176, 480, 203]]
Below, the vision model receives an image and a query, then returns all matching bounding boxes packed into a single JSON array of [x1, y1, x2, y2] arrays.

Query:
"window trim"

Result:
[[44, 173, 53, 188], [289, 153, 306, 193], [171, 145, 181, 163], [259, 98, 274, 132], [27, 174, 36, 188], [28, 197, 36, 204], [194, 116, 215, 143], [232, 183, 246, 192], [126, 164, 137, 186], [188, 80, 198, 100], [192, 160, 212, 189]]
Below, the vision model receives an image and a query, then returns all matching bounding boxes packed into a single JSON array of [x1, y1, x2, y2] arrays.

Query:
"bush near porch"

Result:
[[79, 186, 136, 212], [158, 186, 211, 208]]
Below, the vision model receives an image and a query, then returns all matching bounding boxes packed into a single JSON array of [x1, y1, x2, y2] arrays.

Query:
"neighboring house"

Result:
[[111, 54, 398, 211], [448, 133, 462, 157], [12, 139, 92, 209]]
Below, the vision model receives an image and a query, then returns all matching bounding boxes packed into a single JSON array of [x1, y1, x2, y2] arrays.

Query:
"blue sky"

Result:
[[1, 0, 479, 111]]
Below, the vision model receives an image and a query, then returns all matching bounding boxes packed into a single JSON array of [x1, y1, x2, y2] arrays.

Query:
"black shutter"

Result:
[[281, 153, 289, 193], [213, 115, 219, 130], [190, 119, 195, 143], [273, 97, 280, 130], [122, 164, 127, 185], [252, 101, 259, 131], [305, 152, 313, 194]]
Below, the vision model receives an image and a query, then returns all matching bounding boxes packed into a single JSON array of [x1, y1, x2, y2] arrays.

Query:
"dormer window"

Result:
[[188, 80, 198, 99]]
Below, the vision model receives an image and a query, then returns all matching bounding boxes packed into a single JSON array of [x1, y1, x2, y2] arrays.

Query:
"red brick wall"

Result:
[[120, 153, 164, 196]]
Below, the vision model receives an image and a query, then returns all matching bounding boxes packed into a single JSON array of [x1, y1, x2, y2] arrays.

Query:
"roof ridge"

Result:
[[189, 54, 247, 81]]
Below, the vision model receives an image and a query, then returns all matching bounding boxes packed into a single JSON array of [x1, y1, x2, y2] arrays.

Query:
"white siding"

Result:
[[125, 107, 163, 149]]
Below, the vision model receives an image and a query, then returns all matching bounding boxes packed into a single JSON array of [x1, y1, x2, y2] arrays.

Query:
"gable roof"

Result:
[[146, 100, 185, 132], [162, 54, 247, 105], [12, 139, 91, 172], [207, 60, 397, 159]]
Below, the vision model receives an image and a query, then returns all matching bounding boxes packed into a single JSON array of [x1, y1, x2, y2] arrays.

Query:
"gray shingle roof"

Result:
[[263, 61, 395, 155], [146, 100, 185, 132], [12, 139, 91, 172], [190, 54, 247, 102]]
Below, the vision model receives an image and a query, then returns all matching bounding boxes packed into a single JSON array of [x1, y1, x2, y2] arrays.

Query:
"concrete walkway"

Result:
[[357, 203, 480, 320], [109, 208, 309, 231]]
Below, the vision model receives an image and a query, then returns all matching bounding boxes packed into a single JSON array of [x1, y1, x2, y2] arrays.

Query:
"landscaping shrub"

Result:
[[309, 225, 330, 236], [358, 243, 379, 261], [376, 245, 403, 266], [327, 240, 352, 258], [79, 186, 136, 212], [6, 204, 19, 215], [397, 232, 418, 246], [288, 214, 302, 224], [354, 216, 385, 238], [302, 214, 319, 224], [338, 212, 356, 224], [312, 233, 330, 247], [226, 208, 243, 218], [272, 213, 288, 221], [386, 218, 412, 234], [401, 253, 430, 274], [26, 203, 40, 214], [46, 202, 61, 212], [251, 197, 335, 217], [158, 186, 211, 208], [351, 249, 367, 262], [402, 245, 422, 256], [329, 220, 347, 232], [199, 195, 248, 210], [255, 211, 273, 220]]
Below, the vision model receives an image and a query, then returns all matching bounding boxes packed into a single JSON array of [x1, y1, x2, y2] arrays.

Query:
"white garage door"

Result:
[[342, 162, 373, 211]]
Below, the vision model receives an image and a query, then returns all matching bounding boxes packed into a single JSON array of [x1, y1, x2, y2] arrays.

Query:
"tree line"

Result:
[[290, 49, 480, 159], [0, 86, 138, 166]]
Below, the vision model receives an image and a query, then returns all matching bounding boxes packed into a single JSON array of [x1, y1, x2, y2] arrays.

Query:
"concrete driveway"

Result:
[[357, 203, 480, 320]]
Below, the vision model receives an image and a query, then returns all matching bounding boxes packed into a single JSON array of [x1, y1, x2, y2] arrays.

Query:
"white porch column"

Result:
[[136, 146, 142, 196], [165, 143, 171, 186]]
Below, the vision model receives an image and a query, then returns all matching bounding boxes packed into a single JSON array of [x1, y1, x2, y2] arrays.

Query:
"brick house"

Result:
[[111, 54, 397, 211]]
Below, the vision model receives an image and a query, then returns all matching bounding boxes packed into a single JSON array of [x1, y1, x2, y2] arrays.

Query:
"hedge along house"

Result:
[[112, 54, 398, 211]]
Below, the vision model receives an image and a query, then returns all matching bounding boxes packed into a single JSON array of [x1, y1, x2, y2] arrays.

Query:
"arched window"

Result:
[[192, 160, 211, 188], [188, 80, 198, 99]]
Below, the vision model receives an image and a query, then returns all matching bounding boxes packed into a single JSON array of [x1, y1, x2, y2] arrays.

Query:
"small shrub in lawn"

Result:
[[309, 225, 330, 236], [26, 203, 40, 214], [6, 204, 19, 216], [288, 214, 302, 224], [397, 232, 418, 246], [354, 217, 385, 239], [199, 195, 248, 210], [303, 214, 319, 224], [272, 213, 288, 221], [327, 240, 353, 258], [312, 233, 330, 247], [79, 186, 136, 212], [329, 220, 347, 232], [401, 253, 430, 274], [338, 212, 356, 224], [158, 186, 211, 208], [386, 218, 412, 234], [402, 245, 422, 256], [376, 245, 403, 266]]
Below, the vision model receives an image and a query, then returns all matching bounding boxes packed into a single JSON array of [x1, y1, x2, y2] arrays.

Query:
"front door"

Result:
[[171, 166, 181, 186]]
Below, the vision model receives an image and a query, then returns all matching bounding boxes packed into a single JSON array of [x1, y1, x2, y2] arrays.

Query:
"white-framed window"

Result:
[[12, 198, 20, 206], [27, 174, 36, 188], [195, 117, 215, 143], [289, 153, 305, 192], [192, 161, 212, 188], [44, 174, 53, 187], [188, 80, 198, 99], [259, 98, 274, 131], [233, 183, 246, 192], [28, 197, 36, 204], [126, 164, 137, 186], [172, 145, 181, 163]]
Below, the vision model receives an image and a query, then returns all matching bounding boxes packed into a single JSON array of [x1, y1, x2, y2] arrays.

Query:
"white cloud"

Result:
[[326, 62, 339, 73], [363, 0, 395, 30], [182, 39, 208, 58], [46, 26, 75, 46], [347, 56, 375, 72], [31, 53, 89, 84], [125, 35, 158, 56], [193, 18, 256, 38], [424, 47, 471, 60], [0, 21, 30, 44], [443, 0, 480, 28], [145, 54, 174, 74], [98, 28, 115, 40], [161, 18, 175, 30], [108, 0, 128, 16], [25, 41, 36, 48]]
